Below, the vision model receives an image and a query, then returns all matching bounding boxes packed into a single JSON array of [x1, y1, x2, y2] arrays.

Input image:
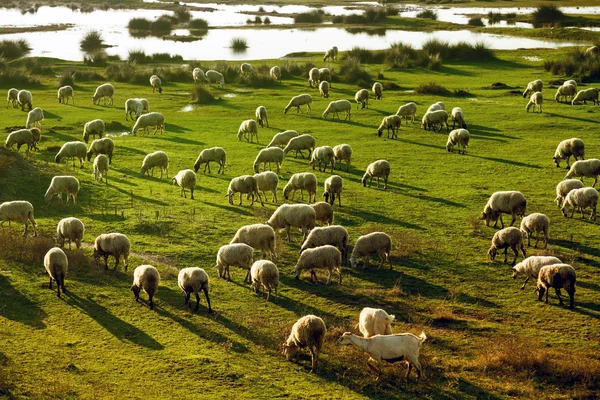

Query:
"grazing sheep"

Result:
[[283, 172, 318, 203], [322, 99, 351, 121], [125, 98, 144, 121], [283, 315, 326, 373], [93, 233, 130, 271], [178, 267, 212, 313], [396, 102, 417, 124], [571, 88, 599, 105], [564, 159, 600, 187], [350, 232, 392, 270], [86, 137, 114, 164], [555, 83, 576, 103], [359, 307, 394, 337], [215, 243, 254, 283], [268, 130, 299, 148], [446, 129, 470, 154], [57, 85, 74, 104], [255, 106, 269, 128], [270, 66, 281, 81], [310, 146, 335, 173], [44, 247, 68, 297], [377, 115, 401, 139], [92, 154, 109, 184], [192, 67, 207, 83], [193, 147, 226, 174], [362, 160, 390, 190], [311, 201, 334, 226], [240, 63, 255, 74], [536, 264, 576, 308], [30, 127, 41, 150], [227, 175, 263, 206], [308, 68, 320, 88], [323, 47, 338, 62], [526, 91, 543, 113], [7, 88, 18, 108], [250, 260, 279, 302], [150, 75, 162, 93], [553, 138, 584, 169], [355, 89, 369, 109], [451, 107, 467, 129], [205, 70, 225, 87], [254, 147, 284, 174], [237, 119, 259, 143], [561, 187, 598, 220], [333, 144, 352, 172], [82, 119, 105, 143], [26, 107, 43, 129], [56, 217, 84, 249], [318, 68, 331, 84], [372, 82, 383, 100], [172, 169, 197, 199], [0, 200, 37, 236], [520, 213, 549, 248], [512, 256, 562, 290], [319, 81, 329, 98], [44, 176, 80, 206], [488, 227, 526, 265], [283, 134, 316, 159], [323, 175, 343, 207], [254, 171, 279, 202], [481, 191, 527, 228], [17, 90, 32, 111], [295, 245, 342, 285], [522, 79, 543, 98], [139, 98, 150, 113], [230, 224, 276, 260], [55, 141, 87, 168], [555, 179, 585, 207], [284, 94, 313, 114], [427, 102, 445, 112], [92, 83, 114, 105], [421, 110, 449, 132], [132, 112, 165, 135], [4, 129, 36, 153], [141, 151, 169, 178], [300, 225, 348, 263], [268, 203, 316, 243], [563, 79, 577, 89], [131, 265, 160, 310], [584, 45, 599, 57]]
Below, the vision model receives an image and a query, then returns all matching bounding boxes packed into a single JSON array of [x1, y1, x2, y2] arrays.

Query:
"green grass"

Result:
[[1, 49, 600, 399]]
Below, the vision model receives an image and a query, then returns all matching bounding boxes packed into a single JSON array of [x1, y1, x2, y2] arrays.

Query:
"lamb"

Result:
[[522, 79, 543, 98], [349, 232, 392, 269], [571, 88, 598, 105], [230, 224, 276, 260], [555, 179, 584, 207], [536, 264, 576, 308], [0, 200, 37, 236], [194, 147, 226, 174], [283, 315, 326, 373], [86, 137, 114, 164], [82, 119, 105, 143], [205, 70, 225, 87], [323, 175, 343, 207], [255, 105, 269, 128], [57, 85, 74, 104], [55, 141, 87, 168], [519, 213, 549, 249], [26, 107, 43, 129], [178, 267, 212, 313], [561, 187, 598, 220], [283, 172, 318, 202], [362, 160, 390, 190], [359, 307, 394, 337], [396, 102, 417, 124], [172, 169, 197, 199], [283, 134, 316, 159], [17, 90, 32, 111], [250, 260, 279, 302], [318, 68, 331, 84], [336, 331, 427, 382], [44, 176, 80, 206], [333, 144, 352, 172], [446, 129, 470, 154], [284, 94, 312, 114], [267, 203, 316, 243], [215, 243, 254, 283], [322, 100, 351, 121], [451, 107, 467, 129], [192, 67, 207, 83], [377, 115, 401, 139], [132, 112, 165, 135], [254, 147, 284, 174], [270, 66, 281, 81], [240, 63, 255, 74], [56, 217, 85, 249], [512, 256, 562, 290], [487, 227, 526, 265], [254, 171, 279, 202], [92, 154, 109, 184], [125, 98, 144, 121], [481, 191, 527, 228], [564, 159, 600, 187], [226, 175, 263, 206], [310, 146, 335, 173], [294, 245, 342, 285], [355, 89, 369, 109], [584, 45, 599, 57], [141, 151, 169, 178], [300, 225, 348, 264], [237, 119, 259, 143], [5, 129, 35, 152], [93, 233, 130, 271], [44, 247, 68, 297], [323, 46, 338, 62], [150, 75, 162, 93], [526, 91, 543, 113], [319, 81, 329, 98], [267, 130, 298, 148], [421, 110, 449, 132], [6, 88, 18, 108], [372, 82, 383, 100], [308, 68, 320, 88], [311, 202, 334, 226], [555, 83, 576, 103], [92, 83, 114, 105], [131, 265, 160, 310], [553, 138, 584, 169]]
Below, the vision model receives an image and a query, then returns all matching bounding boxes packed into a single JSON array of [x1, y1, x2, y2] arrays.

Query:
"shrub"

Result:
[[332, 15, 344, 23], [416, 9, 437, 20], [254, 16, 262, 24], [158, 65, 190, 82], [188, 18, 209, 30], [192, 84, 216, 104], [264, 17, 271, 24], [128, 17, 151, 31], [240, 72, 278, 88], [468, 17, 485, 26], [174, 6, 192, 23], [338, 57, 372, 86], [280, 61, 315, 78], [0, 39, 31, 60], [364, 7, 387, 23], [544, 48, 600, 81], [18, 57, 53, 75], [449, 41, 495, 61], [128, 49, 147, 64], [343, 14, 367, 24], [385, 6, 399, 16], [151, 53, 183, 62], [214, 62, 240, 81], [294, 11, 324, 23], [415, 82, 449, 95], [427, 53, 442, 70], [345, 47, 382, 63], [105, 62, 147, 84], [0, 68, 40, 86], [151, 15, 172, 35], [532, 5, 565, 27], [422, 38, 449, 58], [79, 30, 105, 52], [83, 50, 108, 66], [58, 68, 76, 87], [231, 37, 248, 52], [385, 42, 417, 68], [487, 11, 502, 24]]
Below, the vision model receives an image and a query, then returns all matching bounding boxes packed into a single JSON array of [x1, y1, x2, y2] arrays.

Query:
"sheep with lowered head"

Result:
[[372, 82, 383, 100], [141, 151, 169, 178], [283, 134, 316, 159], [427, 101, 445, 112], [488, 227, 526, 265], [192, 68, 207, 83], [230, 224, 276, 260], [55, 141, 87, 168], [555, 179, 584, 207], [44, 176, 80, 206], [268, 203, 316, 243], [150, 75, 162, 93], [237, 119, 259, 143], [270, 66, 281, 81], [56, 217, 84, 249], [26, 107, 43, 129], [359, 307, 394, 337], [284, 94, 312, 114], [378, 115, 401, 139], [520, 213, 549, 249], [86, 137, 114, 164], [250, 260, 279, 302], [0, 200, 37, 236], [322, 100, 351, 121], [255, 106, 269, 128], [571, 87, 598, 105], [17, 89, 32, 111], [396, 102, 417, 124], [451, 107, 467, 129], [333, 144, 352, 172], [5, 129, 36, 153], [536, 264, 576, 308], [523, 79, 543, 98], [553, 138, 584, 169], [362, 160, 390, 190], [421, 110, 449, 132], [311, 202, 334, 226], [310, 146, 335, 173], [92, 83, 114, 105], [267, 130, 299, 148], [294, 245, 342, 285], [227, 175, 263, 206], [319, 81, 329, 98], [481, 191, 527, 228], [300, 225, 348, 264], [205, 70, 225, 87], [526, 91, 543, 113], [125, 98, 143, 121], [308, 68, 320, 88], [194, 147, 226, 174], [563, 159, 600, 187], [323, 47, 338, 62], [57, 85, 74, 104], [355, 89, 369, 109], [44, 247, 68, 297], [512, 255, 562, 290], [215, 243, 254, 283], [254, 171, 279, 202], [172, 169, 197, 199], [132, 112, 165, 135], [350, 232, 392, 270], [131, 265, 160, 310], [446, 129, 470, 154], [561, 186, 598, 220], [92, 154, 109, 184], [178, 267, 212, 313], [283, 315, 326, 373], [318, 68, 331, 84], [283, 172, 317, 203], [83, 119, 105, 143], [93, 232, 130, 271], [253, 147, 284, 174], [555, 83, 576, 103], [323, 175, 343, 207], [7, 88, 18, 109]]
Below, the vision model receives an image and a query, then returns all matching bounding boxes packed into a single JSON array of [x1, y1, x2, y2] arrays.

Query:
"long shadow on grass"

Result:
[[545, 112, 598, 125], [553, 238, 600, 258], [42, 110, 60, 120], [47, 130, 79, 142], [573, 302, 600, 319], [105, 175, 137, 186], [117, 145, 147, 156], [343, 206, 425, 230], [0, 275, 47, 329], [202, 201, 255, 216], [464, 154, 542, 169], [113, 186, 169, 206], [468, 124, 517, 139], [164, 123, 193, 133], [152, 135, 205, 146]]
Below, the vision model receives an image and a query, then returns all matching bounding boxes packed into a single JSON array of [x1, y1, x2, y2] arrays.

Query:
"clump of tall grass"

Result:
[[16, 57, 54, 75], [280, 61, 315, 78], [422, 39, 495, 61], [0, 231, 55, 266], [468, 17, 485, 26], [240, 72, 278, 88], [415, 82, 449, 95], [487, 11, 502, 24], [345, 47, 383, 63], [294, 10, 325, 23], [58, 68, 76, 87], [188, 18, 209, 33], [385, 42, 417, 68], [83, 50, 108, 66], [427, 53, 442, 70], [264, 17, 271, 24], [79, 30, 105, 52], [532, 5, 565, 27], [151, 53, 183, 62], [214, 62, 240, 81], [151, 15, 173, 35], [0, 67, 40, 86], [544, 48, 600, 81], [192, 84, 217, 104], [364, 7, 387, 23], [338, 57, 371, 86], [128, 17, 151, 31], [230, 37, 248, 53], [105, 62, 147, 84], [0, 39, 31, 60], [385, 6, 400, 16], [174, 6, 192, 23], [416, 9, 437, 20], [128, 49, 147, 63]]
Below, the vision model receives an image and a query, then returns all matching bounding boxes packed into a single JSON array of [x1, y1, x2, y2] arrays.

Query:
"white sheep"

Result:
[[141, 151, 169, 178], [555, 179, 584, 207], [215, 243, 254, 283], [555, 83, 576, 103], [333, 144, 352, 172], [194, 147, 226, 174], [205, 70, 225, 87], [319, 81, 329, 98], [172, 169, 197, 199], [372, 82, 383, 100], [359, 307, 394, 337], [421, 110, 449, 132], [396, 102, 417, 124], [192, 67, 207, 83], [92, 154, 109, 184], [138, 98, 150, 113], [82, 119, 105, 143], [226, 175, 263, 206], [56, 217, 84, 249], [310, 146, 335, 173], [284, 94, 312, 114], [294, 244, 342, 285], [355, 88, 369, 109], [125, 98, 143, 121], [268, 203, 316, 243], [283, 315, 326, 373], [93, 233, 130, 271], [132, 112, 165, 135], [270, 66, 281, 81], [322, 99, 351, 121], [318, 68, 331, 84], [311, 202, 334, 226], [92, 83, 114, 105], [44, 247, 68, 297], [362, 160, 390, 190], [350, 232, 392, 269], [377, 115, 401, 139], [427, 101, 445, 113], [323, 47, 338, 62], [178, 267, 212, 313], [283, 172, 318, 203], [0, 200, 37, 236], [488, 227, 526, 265], [451, 107, 467, 129], [30, 127, 41, 151], [481, 191, 527, 228], [300, 225, 348, 263], [571, 88, 599, 105], [255, 106, 269, 128], [230, 224, 276, 260], [267, 130, 299, 148], [526, 91, 543, 113], [553, 138, 584, 169], [564, 159, 600, 187], [308, 68, 320, 88], [237, 119, 259, 143], [283, 134, 316, 159], [250, 260, 279, 302], [512, 256, 562, 290], [561, 187, 598, 220], [6, 88, 18, 109], [520, 213, 549, 249], [536, 264, 576, 309], [522, 79, 543, 98], [254, 171, 279, 202], [17, 90, 32, 111], [240, 63, 255, 74], [57, 85, 74, 104], [26, 107, 43, 129], [44, 176, 80, 206], [131, 265, 160, 310], [446, 129, 470, 154], [150, 75, 162, 93], [4, 129, 35, 153], [55, 141, 87, 168], [254, 147, 284, 174], [86, 137, 114, 164], [563, 79, 577, 89], [323, 175, 343, 207]]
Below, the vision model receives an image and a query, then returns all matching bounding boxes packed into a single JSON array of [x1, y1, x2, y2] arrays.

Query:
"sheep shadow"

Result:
[[153, 135, 205, 146], [395, 137, 446, 151], [71, 105, 99, 111], [545, 112, 598, 125], [464, 154, 542, 169], [47, 129, 80, 142], [467, 124, 517, 140], [164, 123, 193, 133], [211, 310, 278, 348], [573, 302, 600, 319], [202, 201, 255, 216], [104, 175, 136, 186], [344, 207, 425, 230], [0, 274, 47, 329], [42, 110, 61, 120], [113, 186, 169, 206]]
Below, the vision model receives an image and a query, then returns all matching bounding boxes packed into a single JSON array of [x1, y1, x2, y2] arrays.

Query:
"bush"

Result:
[[105, 62, 147, 84], [427, 53, 442, 70], [343, 14, 367, 24], [449, 41, 495, 61], [158, 65, 191, 82], [80, 30, 105, 52], [174, 6, 192, 23], [532, 5, 565, 27], [345, 47, 383, 63], [385, 42, 417, 68], [231, 37, 248, 52], [58, 68, 76, 87], [294, 11, 324, 23], [214, 62, 240, 81], [415, 82, 449, 95], [150, 53, 183, 62], [17, 57, 53, 75], [151, 15, 173, 35], [280, 61, 315, 78], [188, 18, 209, 30], [385, 6, 399, 16], [0, 39, 31, 60], [0, 68, 40, 86], [422, 38, 449, 59], [239, 72, 278, 88], [192, 84, 216, 104], [128, 17, 151, 31], [264, 17, 271, 24], [544, 48, 600, 81], [338, 57, 372, 86], [83, 50, 108, 66], [416, 9, 437, 20], [364, 7, 387, 23], [128, 49, 147, 63], [487, 11, 502, 24], [468, 17, 485, 26]]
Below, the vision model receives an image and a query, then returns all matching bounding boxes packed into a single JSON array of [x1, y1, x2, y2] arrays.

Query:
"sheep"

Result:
[[57, 85, 74, 104], [139, 98, 150, 113], [563, 79, 577, 89], [427, 101, 445, 112], [318, 68, 331, 85], [451, 107, 467, 129], [488, 227, 526, 265], [359, 307, 395, 338], [377, 115, 401, 139], [178, 267, 212, 313], [141, 151, 169, 178], [4, 129, 35, 152], [44, 247, 68, 297], [255, 106, 269, 128], [205, 70, 225, 87], [319, 81, 329, 98], [526, 91, 543, 113], [584, 45, 599, 57], [555, 83, 576, 103], [230, 224, 276, 260], [132, 112, 165, 135], [192, 67, 207, 83], [332, 144, 352, 172], [240, 63, 255, 74], [55, 141, 87, 168], [30, 127, 41, 151], [323, 175, 343, 207], [362, 160, 390, 190], [310, 146, 335, 173], [86, 137, 114, 164], [522, 79, 543, 98], [571, 88, 599, 105], [172, 169, 197, 200], [254, 171, 279, 202], [26, 107, 43, 129], [56, 217, 85, 249], [283, 315, 326, 373], [308, 68, 320, 88], [446, 129, 470, 154], [520, 213, 549, 249], [421, 110, 449, 132], [17, 90, 32, 111], [92, 83, 114, 105], [284, 94, 312, 114], [131, 265, 160, 310], [215, 243, 254, 283], [6, 88, 18, 108], [267, 130, 299, 148], [237, 119, 259, 143], [536, 264, 576, 309], [82, 119, 105, 143], [355, 89, 369, 109], [300, 225, 348, 265], [270, 66, 281, 81], [125, 98, 144, 121], [553, 138, 584, 169], [322, 99, 351, 121], [336, 331, 427, 382], [512, 256, 562, 290], [92, 154, 109, 184], [93, 233, 130, 271], [481, 191, 527, 228], [194, 147, 226, 174], [372, 82, 383, 100], [267, 203, 316, 243], [294, 245, 342, 285], [396, 102, 417, 124], [226, 175, 263, 206], [44, 176, 80, 206], [561, 187, 598, 220], [149, 75, 162, 93], [253, 145, 282, 175], [323, 47, 338, 62], [564, 159, 600, 187], [0, 200, 37, 236], [283, 134, 316, 159], [283, 172, 318, 203], [555, 179, 585, 207], [311, 202, 334, 226], [250, 260, 279, 302], [350, 232, 392, 270]]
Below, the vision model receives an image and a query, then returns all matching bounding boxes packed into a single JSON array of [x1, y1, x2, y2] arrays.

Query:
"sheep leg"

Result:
[[184, 291, 191, 307], [239, 192, 243, 206], [114, 255, 120, 271], [148, 294, 154, 310], [285, 225, 291, 242], [503, 247, 508, 263], [521, 277, 529, 290], [203, 287, 213, 313], [103, 255, 109, 270], [499, 214, 505, 228], [309, 348, 318, 373], [555, 288, 564, 305], [511, 245, 518, 265], [49, 276, 53, 289]]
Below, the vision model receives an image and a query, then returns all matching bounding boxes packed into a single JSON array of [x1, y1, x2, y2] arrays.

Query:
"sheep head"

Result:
[[282, 343, 298, 360], [336, 332, 354, 346], [487, 246, 497, 261], [131, 284, 141, 300]]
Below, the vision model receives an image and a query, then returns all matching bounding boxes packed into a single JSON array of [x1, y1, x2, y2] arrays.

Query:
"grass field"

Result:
[[1, 47, 600, 399]]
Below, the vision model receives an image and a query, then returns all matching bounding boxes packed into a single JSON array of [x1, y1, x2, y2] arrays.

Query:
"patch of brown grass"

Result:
[[0, 230, 55, 267], [392, 230, 422, 258]]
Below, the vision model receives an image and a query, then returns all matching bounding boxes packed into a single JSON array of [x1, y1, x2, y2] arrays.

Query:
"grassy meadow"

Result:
[[1, 47, 600, 399]]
